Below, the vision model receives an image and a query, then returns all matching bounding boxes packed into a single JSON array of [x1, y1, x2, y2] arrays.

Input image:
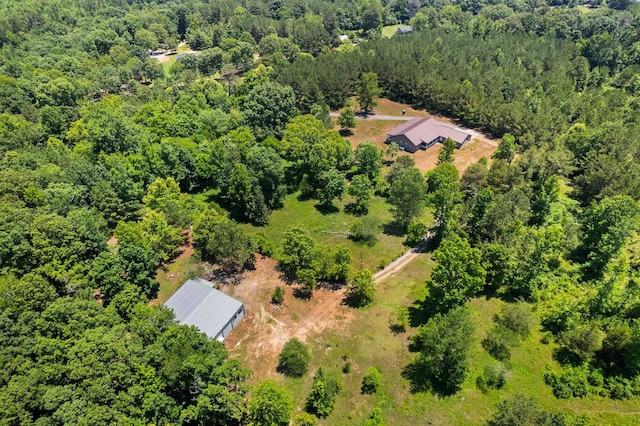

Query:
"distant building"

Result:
[[164, 278, 245, 341], [397, 25, 414, 35], [338, 34, 349, 42], [386, 117, 472, 153], [176, 51, 201, 61]]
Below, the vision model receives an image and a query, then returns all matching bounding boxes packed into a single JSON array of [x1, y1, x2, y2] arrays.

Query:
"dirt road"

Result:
[[372, 235, 431, 283]]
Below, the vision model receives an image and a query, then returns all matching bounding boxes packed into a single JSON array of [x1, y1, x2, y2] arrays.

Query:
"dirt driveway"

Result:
[[221, 257, 354, 379], [340, 99, 499, 175]]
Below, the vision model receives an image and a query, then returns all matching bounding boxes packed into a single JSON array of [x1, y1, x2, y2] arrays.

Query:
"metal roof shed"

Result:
[[164, 278, 245, 341]]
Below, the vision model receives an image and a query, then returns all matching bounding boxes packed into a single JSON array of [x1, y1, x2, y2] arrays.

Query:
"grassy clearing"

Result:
[[152, 253, 201, 305], [242, 191, 432, 272], [275, 255, 640, 425], [382, 25, 403, 38]]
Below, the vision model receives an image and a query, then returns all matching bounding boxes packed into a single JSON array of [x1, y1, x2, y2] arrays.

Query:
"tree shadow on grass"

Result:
[[401, 361, 459, 397], [344, 202, 367, 216], [314, 203, 340, 215], [382, 220, 405, 237]]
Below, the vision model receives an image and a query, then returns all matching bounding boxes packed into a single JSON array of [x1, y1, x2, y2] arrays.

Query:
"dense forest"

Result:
[[1, 0, 640, 424]]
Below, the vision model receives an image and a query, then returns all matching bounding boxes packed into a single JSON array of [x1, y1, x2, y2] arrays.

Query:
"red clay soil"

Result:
[[221, 257, 354, 380]]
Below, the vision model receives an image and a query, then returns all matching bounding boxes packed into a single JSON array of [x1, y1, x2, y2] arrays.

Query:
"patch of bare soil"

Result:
[[343, 98, 500, 175], [411, 136, 499, 175], [222, 256, 355, 380]]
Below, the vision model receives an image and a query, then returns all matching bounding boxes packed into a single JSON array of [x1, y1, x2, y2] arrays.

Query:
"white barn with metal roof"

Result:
[[164, 278, 245, 341]]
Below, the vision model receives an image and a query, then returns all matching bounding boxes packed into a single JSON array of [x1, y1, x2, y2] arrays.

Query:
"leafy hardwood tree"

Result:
[[437, 138, 456, 164], [492, 133, 516, 164], [411, 306, 475, 395], [193, 211, 254, 270], [305, 368, 342, 418], [278, 338, 311, 377], [346, 269, 375, 307], [388, 167, 427, 229], [354, 142, 383, 181], [426, 163, 463, 243], [428, 235, 486, 311], [338, 107, 356, 134], [316, 168, 346, 207], [348, 174, 375, 215], [279, 226, 317, 278], [580, 195, 640, 277], [248, 380, 294, 426], [243, 82, 298, 140]]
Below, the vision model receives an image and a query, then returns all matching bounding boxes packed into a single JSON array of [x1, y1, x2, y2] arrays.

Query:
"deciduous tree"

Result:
[[428, 235, 486, 311], [248, 380, 294, 426]]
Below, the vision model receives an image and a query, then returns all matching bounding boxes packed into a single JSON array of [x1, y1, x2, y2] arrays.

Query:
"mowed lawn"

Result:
[[242, 191, 432, 272], [382, 24, 404, 38], [276, 254, 640, 425]]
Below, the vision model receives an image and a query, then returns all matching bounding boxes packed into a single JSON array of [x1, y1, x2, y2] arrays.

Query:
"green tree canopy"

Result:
[[411, 306, 475, 395], [428, 235, 486, 311], [356, 72, 382, 115], [278, 338, 311, 377], [248, 380, 294, 426], [388, 167, 427, 229]]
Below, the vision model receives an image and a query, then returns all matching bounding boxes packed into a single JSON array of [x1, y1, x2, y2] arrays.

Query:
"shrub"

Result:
[[277, 338, 311, 377], [390, 307, 409, 333], [361, 407, 385, 426], [477, 363, 506, 393], [561, 324, 605, 364], [544, 368, 589, 399], [293, 412, 318, 426], [306, 368, 342, 418], [271, 286, 285, 304], [606, 377, 634, 400], [361, 367, 382, 394], [405, 221, 428, 246], [487, 394, 565, 426], [495, 302, 535, 338], [350, 216, 381, 246], [346, 270, 375, 308], [482, 326, 516, 361], [484, 363, 507, 389], [251, 233, 274, 257]]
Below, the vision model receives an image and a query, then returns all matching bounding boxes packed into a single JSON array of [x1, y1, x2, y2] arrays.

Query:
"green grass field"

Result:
[[153, 253, 201, 305], [382, 25, 403, 38], [277, 255, 640, 425], [242, 191, 432, 272]]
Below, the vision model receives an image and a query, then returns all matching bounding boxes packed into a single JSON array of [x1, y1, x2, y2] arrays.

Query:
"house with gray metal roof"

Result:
[[386, 117, 472, 153], [164, 278, 245, 341]]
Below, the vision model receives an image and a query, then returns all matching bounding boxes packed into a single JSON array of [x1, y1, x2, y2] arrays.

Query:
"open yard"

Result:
[[222, 253, 640, 425], [339, 98, 499, 175], [242, 191, 432, 272], [151, 239, 202, 306], [222, 256, 355, 379]]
